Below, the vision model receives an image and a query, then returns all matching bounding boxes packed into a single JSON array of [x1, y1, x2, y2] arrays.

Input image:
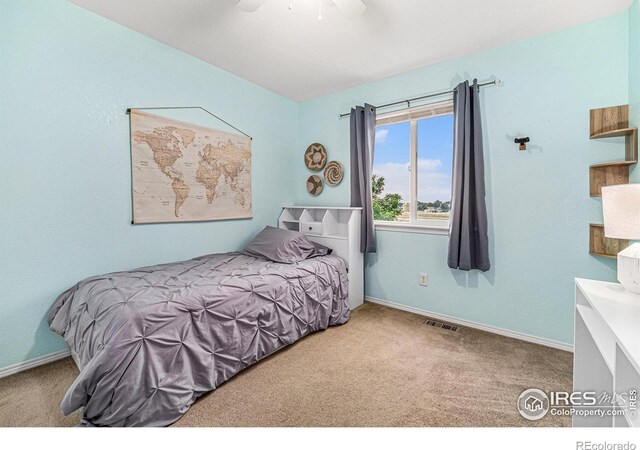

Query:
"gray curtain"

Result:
[[447, 80, 490, 271], [350, 104, 377, 253]]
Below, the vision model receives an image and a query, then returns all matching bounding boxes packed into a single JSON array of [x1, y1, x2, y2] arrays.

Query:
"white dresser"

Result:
[[574, 278, 640, 427], [279, 206, 363, 310]]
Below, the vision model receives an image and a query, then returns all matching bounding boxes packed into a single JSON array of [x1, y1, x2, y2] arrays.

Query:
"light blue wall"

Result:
[[297, 13, 630, 345], [0, 1, 298, 369], [630, 0, 640, 129]]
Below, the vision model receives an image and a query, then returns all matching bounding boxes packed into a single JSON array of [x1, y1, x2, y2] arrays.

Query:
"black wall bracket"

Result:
[[514, 137, 530, 151]]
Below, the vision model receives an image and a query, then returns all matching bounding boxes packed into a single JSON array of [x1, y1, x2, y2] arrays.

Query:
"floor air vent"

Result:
[[425, 319, 458, 332]]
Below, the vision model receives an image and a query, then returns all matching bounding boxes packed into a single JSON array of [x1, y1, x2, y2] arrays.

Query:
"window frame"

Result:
[[373, 99, 454, 236]]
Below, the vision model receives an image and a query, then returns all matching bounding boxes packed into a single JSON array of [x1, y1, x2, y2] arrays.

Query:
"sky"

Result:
[[373, 114, 453, 204]]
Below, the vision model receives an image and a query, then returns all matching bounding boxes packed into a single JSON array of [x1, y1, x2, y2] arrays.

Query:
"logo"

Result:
[[517, 388, 549, 420]]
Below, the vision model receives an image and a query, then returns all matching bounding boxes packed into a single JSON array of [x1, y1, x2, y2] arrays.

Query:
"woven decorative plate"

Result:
[[304, 143, 327, 171], [306, 175, 323, 196], [323, 160, 343, 186]]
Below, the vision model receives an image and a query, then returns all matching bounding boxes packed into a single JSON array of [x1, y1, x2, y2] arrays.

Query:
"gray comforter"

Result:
[[48, 252, 350, 426]]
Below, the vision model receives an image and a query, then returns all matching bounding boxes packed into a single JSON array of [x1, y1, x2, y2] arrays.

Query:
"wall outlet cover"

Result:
[[419, 273, 428, 286]]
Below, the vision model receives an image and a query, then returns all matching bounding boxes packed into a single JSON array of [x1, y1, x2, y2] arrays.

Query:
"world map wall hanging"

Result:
[[129, 110, 252, 224]]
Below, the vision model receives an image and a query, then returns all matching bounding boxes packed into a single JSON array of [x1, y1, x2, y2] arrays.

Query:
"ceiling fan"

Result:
[[236, 0, 366, 19]]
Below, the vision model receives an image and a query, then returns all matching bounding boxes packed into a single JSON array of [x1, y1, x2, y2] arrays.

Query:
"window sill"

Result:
[[374, 220, 449, 236]]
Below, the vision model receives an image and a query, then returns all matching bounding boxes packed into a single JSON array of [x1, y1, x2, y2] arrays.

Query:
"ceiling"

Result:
[[70, 0, 631, 102]]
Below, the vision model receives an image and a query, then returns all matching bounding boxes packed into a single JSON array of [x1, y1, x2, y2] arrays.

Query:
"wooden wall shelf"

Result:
[[626, 128, 638, 162], [589, 163, 632, 197], [591, 127, 637, 139], [590, 160, 637, 168], [590, 105, 629, 136], [588, 105, 638, 198], [588, 104, 636, 259], [589, 224, 628, 259]]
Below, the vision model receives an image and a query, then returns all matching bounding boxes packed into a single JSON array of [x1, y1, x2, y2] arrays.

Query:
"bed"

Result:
[[48, 247, 350, 427]]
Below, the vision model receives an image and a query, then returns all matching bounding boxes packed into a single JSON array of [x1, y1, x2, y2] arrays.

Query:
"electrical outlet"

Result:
[[419, 273, 428, 286]]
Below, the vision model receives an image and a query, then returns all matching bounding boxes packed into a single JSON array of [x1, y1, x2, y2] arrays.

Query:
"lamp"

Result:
[[602, 184, 640, 294]]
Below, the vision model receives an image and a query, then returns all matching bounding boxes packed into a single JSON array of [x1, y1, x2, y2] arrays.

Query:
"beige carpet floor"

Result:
[[0, 302, 573, 427]]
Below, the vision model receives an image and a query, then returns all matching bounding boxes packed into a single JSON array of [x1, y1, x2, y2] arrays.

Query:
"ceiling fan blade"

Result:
[[235, 0, 267, 13], [332, 0, 366, 18]]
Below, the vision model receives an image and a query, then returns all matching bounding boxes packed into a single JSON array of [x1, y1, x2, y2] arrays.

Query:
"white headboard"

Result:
[[279, 206, 363, 310]]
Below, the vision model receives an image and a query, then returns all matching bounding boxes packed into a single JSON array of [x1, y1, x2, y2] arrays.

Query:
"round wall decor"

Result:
[[323, 160, 344, 186], [304, 143, 327, 171], [306, 175, 324, 196]]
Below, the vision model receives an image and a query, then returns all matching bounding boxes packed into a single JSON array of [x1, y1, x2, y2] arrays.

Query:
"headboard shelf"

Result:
[[305, 233, 348, 241], [279, 206, 363, 310]]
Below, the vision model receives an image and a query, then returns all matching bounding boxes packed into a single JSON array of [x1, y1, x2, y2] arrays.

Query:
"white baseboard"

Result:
[[0, 349, 71, 379], [365, 296, 574, 353]]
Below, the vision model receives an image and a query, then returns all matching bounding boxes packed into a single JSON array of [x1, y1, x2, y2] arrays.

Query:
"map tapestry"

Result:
[[130, 111, 252, 224]]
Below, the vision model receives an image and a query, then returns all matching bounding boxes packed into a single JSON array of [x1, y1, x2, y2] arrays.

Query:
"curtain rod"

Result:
[[338, 78, 501, 119]]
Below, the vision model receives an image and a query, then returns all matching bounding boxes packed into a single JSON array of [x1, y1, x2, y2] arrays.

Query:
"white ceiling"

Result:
[[70, 0, 631, 102]]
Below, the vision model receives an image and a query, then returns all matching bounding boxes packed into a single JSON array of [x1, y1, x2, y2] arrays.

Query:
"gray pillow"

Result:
[[309, 241, 333, 258], [243, 226, 316, 264]]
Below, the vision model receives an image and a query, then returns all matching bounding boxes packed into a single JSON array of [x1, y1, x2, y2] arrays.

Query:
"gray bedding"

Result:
[[48, 252, 350, 426]]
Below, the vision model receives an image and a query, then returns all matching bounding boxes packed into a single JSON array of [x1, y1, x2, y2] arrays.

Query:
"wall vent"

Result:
[[425, 319, 458, 332]]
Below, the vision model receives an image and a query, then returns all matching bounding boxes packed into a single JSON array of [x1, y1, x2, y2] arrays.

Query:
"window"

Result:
[[373, 100, 453, 233]]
